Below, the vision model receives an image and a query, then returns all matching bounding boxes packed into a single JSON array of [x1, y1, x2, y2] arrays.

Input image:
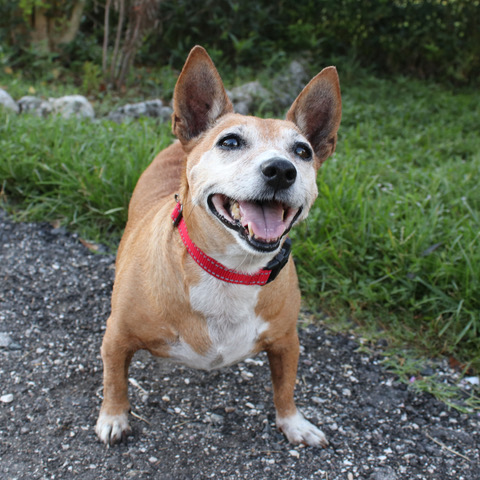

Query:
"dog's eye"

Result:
[[294, 143, 313, 160], [218, 134, 242, 149]]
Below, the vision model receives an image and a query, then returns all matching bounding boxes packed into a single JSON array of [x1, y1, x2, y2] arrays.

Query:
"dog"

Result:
[[95, 46, 341, 447]]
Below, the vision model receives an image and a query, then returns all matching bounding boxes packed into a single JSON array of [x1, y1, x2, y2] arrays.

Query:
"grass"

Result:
[[1, 66, 479, 383], [292, 75, 480, 375], [0, 114, 172, 246]]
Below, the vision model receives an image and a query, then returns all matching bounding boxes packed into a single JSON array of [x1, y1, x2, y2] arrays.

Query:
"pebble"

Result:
[[209, 413, 224, 424], [0, 332, 13, 347], [1, 394, 14, 403], [289, 450, 300, 458], [370, 466, 398, 480], [465, 376, 479, 385], [0, 333, 20, 350]]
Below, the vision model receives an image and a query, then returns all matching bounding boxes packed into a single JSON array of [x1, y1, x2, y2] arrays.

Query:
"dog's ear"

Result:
[[286, 67, 342, 167], [172, 46, 234, 145]]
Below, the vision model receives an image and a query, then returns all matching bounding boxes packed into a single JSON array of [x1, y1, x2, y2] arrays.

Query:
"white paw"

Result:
[[276, 410, 328, 447], [95, 411, 131, 445]]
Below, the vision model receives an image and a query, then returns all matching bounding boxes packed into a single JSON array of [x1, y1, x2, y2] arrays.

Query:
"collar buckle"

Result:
[[265, 238, 292, 284], [171, 198, 183, 227]]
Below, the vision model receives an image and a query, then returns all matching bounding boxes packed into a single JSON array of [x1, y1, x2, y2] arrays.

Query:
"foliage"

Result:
[[139, 0, 480, 85], [1, 0, 479, 88], [0, 113, 172, 245]]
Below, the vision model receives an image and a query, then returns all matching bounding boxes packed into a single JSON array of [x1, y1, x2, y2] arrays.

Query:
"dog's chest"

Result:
[[169, 274, 268, 370]]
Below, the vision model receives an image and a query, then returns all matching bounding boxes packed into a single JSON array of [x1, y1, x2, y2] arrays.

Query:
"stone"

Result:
[[227, 81, 271, 115], [18, 96, 53, 117], [0, 88, 19, 113], [50, 95, 95, 119], [209, 413, 224, 424], [0, 332, 13, 347], [108, 99, 173, 123], [272, 60, 310, 109], [0, 332, 20, 350], [1, 394, 14, 403], [370, 467, 398, 480]]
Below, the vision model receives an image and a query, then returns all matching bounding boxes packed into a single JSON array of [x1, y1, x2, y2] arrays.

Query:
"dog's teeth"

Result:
[[247, 222, 254, 237], [231, 201, 240, 220]]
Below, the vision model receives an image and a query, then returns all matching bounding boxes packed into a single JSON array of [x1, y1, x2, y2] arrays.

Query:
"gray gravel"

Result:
[[0, 209, 479, 480]]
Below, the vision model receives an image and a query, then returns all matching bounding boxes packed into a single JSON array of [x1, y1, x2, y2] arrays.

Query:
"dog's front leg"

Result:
[[95, 320, 135, 445], [267, 332, 328, 447]]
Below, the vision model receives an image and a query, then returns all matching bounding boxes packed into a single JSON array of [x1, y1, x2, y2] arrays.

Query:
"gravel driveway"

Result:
[[1, 209, 478, 479]]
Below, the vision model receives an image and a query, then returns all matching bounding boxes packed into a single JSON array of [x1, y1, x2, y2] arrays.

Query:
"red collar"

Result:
[[171, 201, 291, 286]]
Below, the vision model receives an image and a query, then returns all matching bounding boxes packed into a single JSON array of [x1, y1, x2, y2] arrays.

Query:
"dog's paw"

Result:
[[95, 411, 131, 445], [277, 410, 328, 447]]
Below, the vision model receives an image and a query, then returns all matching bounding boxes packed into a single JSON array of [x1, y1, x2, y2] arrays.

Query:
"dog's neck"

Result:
[[171, 199, 290, 284], [177, 180, 279, 273]]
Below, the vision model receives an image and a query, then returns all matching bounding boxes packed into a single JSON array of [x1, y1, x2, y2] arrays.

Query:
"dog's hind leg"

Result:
[[267, 331, 328, 447], [95, 318, 136, 445]]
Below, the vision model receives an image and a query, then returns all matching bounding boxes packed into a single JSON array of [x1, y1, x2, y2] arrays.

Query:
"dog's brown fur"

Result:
[[96, 46, 341, 446]]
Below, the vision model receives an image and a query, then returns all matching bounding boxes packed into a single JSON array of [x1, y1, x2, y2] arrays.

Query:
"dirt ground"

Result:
[[1, 209, 479, 480]]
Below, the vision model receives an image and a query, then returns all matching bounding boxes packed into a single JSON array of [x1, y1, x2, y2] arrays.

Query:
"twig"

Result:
[[172, 420, 192, 429], [130, 410, 151, 425], [129, 377, 148, 394], [425, 433, 471, 462], [102, 0, 112, 74], [110, 0, 126, 83]]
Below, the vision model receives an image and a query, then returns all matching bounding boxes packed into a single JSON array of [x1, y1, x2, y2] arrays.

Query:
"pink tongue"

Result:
[[238, 201, 286, 241]]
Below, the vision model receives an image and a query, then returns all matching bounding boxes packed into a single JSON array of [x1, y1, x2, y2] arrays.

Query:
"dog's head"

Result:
[[172, 46, 341, 260]]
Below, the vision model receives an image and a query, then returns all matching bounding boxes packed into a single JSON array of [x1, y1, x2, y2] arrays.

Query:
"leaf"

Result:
[[79, 238, 100, 252]]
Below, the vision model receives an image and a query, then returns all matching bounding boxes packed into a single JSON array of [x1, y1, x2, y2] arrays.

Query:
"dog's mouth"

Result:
[[207, 194, 302, 252]]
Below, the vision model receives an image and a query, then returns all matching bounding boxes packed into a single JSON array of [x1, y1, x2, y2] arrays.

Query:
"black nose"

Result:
[[261, 158, 297, 190]]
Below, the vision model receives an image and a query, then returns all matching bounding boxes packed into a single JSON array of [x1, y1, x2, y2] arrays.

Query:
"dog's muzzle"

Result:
[[207, 193, 302, 253]]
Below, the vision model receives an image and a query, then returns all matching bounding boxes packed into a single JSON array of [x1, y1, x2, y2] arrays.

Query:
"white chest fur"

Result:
[[169, 271, 268, 370]]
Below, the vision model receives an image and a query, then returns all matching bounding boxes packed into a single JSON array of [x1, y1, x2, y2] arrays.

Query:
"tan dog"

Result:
[[95, 46, 341, 447]]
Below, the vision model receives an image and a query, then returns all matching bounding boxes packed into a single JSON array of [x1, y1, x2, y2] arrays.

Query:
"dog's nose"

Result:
[[261, 158, 297, 190]]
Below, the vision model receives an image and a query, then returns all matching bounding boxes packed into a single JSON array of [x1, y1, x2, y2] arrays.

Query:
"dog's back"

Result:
[[126, 141, 184, 231]]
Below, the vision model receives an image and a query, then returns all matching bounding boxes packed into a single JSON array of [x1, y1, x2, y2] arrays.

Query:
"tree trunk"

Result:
[[29, 0, 86, 53], [30, 8, 50, 53], [50, 0, 86, 49]]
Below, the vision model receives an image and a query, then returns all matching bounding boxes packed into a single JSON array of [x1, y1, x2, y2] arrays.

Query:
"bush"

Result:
[[1, 1, 478, 85], [138, 0, 480, 85]]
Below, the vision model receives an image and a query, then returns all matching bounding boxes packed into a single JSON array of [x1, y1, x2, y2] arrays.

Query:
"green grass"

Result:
[[0, 114, 172, 246], [1, 70, 479, 378], [293, 76, 480, 373]]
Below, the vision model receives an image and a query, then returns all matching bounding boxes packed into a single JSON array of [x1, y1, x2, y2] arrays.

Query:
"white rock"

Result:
[[108, 99, 172, 123], [0, 332, 13, 347], [0, 89, 19, 113], [1, 394, 14, 403], [50, 95, 95, 119], [227, 81, 271, 115], [465, 376, 479, 385], [289, 449, 300, 458], [18, 96, 52, 117]]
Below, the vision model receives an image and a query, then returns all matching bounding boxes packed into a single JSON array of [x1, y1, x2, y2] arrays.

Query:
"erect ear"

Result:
[[172, 46, 234, 145], [286, 66, 342, 168]]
